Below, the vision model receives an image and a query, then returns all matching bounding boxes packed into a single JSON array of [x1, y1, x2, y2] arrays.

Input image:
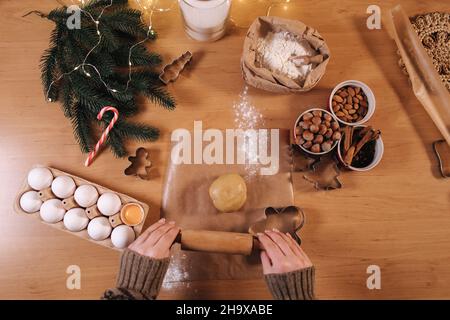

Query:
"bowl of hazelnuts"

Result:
[[294, 108, 341, 155]]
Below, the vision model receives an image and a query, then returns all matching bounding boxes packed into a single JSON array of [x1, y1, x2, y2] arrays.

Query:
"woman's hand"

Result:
[[257, 229, 312, 274], [128, 218, 180, 259]]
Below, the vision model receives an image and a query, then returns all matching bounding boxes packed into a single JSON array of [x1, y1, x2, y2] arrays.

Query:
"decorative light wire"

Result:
[[266, 0, 292, 16], [44, 0, 173, 102]]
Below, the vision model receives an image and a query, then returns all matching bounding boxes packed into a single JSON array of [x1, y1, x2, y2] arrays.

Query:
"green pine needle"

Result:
[[38, 0, 176, 157]]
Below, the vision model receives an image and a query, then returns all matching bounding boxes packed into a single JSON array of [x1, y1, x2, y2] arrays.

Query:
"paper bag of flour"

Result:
[[242, 16, 330, 93]]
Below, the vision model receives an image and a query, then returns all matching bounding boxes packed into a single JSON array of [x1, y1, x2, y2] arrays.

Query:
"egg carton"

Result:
[[13, 165, 149, 251]]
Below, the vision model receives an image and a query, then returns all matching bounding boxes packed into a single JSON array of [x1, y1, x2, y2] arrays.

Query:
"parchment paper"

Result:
[[161, 129, 294, 281], [389, 5, 450, 177], [241, 16, 330, 93]]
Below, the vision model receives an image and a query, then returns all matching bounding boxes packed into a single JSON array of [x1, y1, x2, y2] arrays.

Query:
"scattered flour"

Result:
[[256, 31, 317, 81], [232, 86, 265, 178]]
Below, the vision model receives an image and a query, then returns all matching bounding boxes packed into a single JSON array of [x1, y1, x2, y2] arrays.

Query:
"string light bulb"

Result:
[[45, 0, 175, 102]]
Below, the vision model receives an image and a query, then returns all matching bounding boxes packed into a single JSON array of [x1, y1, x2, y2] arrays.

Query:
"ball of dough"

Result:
[[209, 174, 247, 213], [27, 167, 53, 190]]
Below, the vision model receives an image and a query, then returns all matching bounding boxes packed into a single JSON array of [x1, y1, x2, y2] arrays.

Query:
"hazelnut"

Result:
[[311, 116, 322, 125], [302, 130, 314, 141], [313, 134, 324, 144], [325, 128, 333, 139], [321, 142, 332, 152], [323, 113, 332, 122], [331, 121, 339, 131], [303, 112, 314, 121], [312, 110, 322, 117], [332, 131, 342, 141], [299, 121, 310, 130], [311, 144, 321, 153], [319, 124, 327, 135], [309, 124, 319, 133], [303, 141, 312, 149]]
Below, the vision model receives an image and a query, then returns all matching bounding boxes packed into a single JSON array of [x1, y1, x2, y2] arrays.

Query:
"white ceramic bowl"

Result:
[[337, 126, 384, 171], [293, 107, 340, 156], [329, 80, 376, 126]]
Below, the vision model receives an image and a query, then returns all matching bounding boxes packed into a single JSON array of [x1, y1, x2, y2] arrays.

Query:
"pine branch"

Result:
[[85, 0, 128, 11], [107, 129, 127, 158], [115, 121, 160, 141], [71, 103, 94, 153], [130, 71, 176, 110], [36, 0, 176, 158], [113, 44, 162, 67], [103, 9, 149, 39], [61, 79, 75, 117], [40, 26, 62, 101]]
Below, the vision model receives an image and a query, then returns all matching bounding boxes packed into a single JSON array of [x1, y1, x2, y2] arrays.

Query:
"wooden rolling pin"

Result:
[[176, 230, 257, 255]]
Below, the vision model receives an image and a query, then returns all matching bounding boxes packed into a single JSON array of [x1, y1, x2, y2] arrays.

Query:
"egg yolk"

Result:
[[121, 204, 143, 226]]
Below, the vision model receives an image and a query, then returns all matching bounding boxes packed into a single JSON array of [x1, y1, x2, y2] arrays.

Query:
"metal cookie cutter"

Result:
[[249, 206, 306, 245]]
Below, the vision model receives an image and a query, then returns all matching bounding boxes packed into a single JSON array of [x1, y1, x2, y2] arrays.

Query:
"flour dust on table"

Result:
[[232, 86, 266, 178]]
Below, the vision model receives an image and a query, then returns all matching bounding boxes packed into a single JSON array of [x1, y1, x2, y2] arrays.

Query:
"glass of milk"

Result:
[[179, 0, 231, 41]]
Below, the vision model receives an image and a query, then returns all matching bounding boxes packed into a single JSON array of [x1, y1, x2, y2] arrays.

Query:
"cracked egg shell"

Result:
[[27, 167, 53, 191]]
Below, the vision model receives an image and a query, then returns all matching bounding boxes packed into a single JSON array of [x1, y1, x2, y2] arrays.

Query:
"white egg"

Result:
[[51, 175, 76, 199], [20, 191, 43, 213], [64, 208, 89, 232], [27, 167, 53, 191], [74, 184, 99, 208], [97, 192, 121, 216], [40, 199, 66, 223], [87, 217, 112, 241], [111, 225, 136, 249]]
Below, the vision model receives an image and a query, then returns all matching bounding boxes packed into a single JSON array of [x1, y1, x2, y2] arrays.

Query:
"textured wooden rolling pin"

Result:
[[176, 230, 258, 255]]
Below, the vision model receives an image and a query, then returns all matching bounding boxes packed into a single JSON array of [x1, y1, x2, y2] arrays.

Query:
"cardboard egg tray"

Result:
[[13, 165, 149, 251]]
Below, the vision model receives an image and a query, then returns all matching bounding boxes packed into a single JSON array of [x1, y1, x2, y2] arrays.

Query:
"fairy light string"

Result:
[[46, 0, 174, 102], [44, 0, 287, 102]]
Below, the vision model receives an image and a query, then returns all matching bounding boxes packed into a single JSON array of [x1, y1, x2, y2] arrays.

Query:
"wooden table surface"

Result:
[[1, 0, 449, 299]]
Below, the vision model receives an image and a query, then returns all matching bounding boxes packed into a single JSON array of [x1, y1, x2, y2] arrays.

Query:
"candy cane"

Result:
[[85, 106, 119, 167]]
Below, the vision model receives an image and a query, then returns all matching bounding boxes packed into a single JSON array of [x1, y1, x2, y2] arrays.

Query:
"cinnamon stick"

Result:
[[354, 129, 374, 156]]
